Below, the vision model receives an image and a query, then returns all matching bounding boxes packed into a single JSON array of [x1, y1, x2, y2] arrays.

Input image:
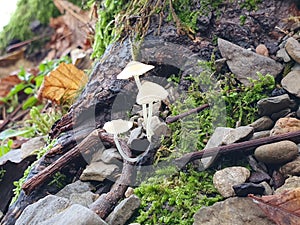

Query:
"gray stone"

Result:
[[297, 106, 300, 118], [275, 176, 300, 194], [260, 181, 273, 195], [249, 116, 274, 132], [257, 94, 295, 116], [90, 148, 104, 163], [282, 70, 300, 98], [149, 116, 171, 140], [279, 156, 300, 177], [218, 38, 282, 86], [213, 166, 250, 198], [276, 48, 291, 62], [56, 180, 93, 199], [285, 37, 300, 64], [106, 195, 141, 225], [254, 140, 298, 164], [15, 195, 71, 225], [270, 108, 291, 121], [101, 148, 122, 164], [41, 204, 108, 225], [80, 161, 119, 182], [128, 127, 149, 152], [201, 127, 233, 169], [193, 197, 275, 225], [250, 130, 270, 140], [222, 126, 253, 145], [0, 210, 3, 220], [69, 192, 98, 207], [21, 136, 45, 159], [292, 63, 300, 71], [0, 149, 22, 165], [15, 195, 107, 225]]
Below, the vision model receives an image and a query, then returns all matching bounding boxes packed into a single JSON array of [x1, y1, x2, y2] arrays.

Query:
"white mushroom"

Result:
[[117, 61, 155, 90], [136, 81, 168, 141], [103, 119, 139, 163]]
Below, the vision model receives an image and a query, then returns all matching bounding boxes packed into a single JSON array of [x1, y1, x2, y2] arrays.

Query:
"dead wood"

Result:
[[175, 130, 300, 169]]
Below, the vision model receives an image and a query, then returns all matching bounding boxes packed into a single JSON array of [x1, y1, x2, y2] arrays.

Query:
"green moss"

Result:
[[0, 0, 83, 50], [133, 167, 222, 225]]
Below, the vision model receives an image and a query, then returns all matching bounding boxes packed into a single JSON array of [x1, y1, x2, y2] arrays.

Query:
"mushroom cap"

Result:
[[117, 61, 155, 79], [103, 119, 133, 134], [136, 81, 168, 105]]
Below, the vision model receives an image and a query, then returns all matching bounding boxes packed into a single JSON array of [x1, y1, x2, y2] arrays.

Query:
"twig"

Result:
[[175, 130, 300, 169], [0, 104, 22, 132], [165, 103, 209, 124]]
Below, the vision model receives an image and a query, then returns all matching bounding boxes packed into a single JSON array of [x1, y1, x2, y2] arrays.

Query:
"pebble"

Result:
[[270, 108, 291, 121], [248, 171, 271, 183], [218, 38, 282, 86], [222, 126, 253, 145], [80, 161, 119, 182], [250, 130, 270, 140], [249, 116, 274, 132], [285, 37, 300, 64], [279, 156, 300, 177], [213, 166, 250, 198], [101, 148, 122, 164], [281, 70, 300, 98], [233, 182, 265, 197], [275, 176, 300, 194], [254, 140, 298, 164], [193, 197, 276, 225], [256, 44, 269, 57], [270, 117, 300, 136], [296, 106, 300, 118], [260, 181, 273, 195], [257, 94, 295, 116], [271, 170, 285, 189], [276, 48, 291, 62]]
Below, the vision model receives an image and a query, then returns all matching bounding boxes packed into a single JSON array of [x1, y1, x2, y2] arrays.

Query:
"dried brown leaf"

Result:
[[0, 75, 21, 100], [249, 188, 300, 225], [38, 63, 88, 104]]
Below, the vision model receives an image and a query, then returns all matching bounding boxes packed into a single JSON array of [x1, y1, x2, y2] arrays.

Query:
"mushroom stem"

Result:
[[134, 75, 142, 90], [142, 104, 148, 127], [113, 134, 139, 163], [146, 102, 154, 141]]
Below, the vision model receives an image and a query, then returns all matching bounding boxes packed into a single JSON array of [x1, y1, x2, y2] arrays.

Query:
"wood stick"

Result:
[[165, 103, 209, 124], [22, 129, 128, 195], [175, 130, 300, 169]]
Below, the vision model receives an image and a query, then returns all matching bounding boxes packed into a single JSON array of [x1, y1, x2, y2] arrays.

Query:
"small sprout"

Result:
[[117, 61, 155, 90], [136, 81, 168, 141], [103, 119, 139, 162]]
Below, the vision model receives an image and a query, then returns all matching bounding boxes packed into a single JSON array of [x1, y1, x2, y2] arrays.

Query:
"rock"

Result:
[[256, 44, 269, 57], [80, 161, 119, 182], [69, 192, 98, 207], [281, 70, 300, 98], [296, 106, 300, 118], [218, 38, 282, 86], [270, 117, 300, 136], [222, 126, 253, 145], [260, 181, 273, 195], [193, 197, 275, 225], [233, 183, 265, 197], [0, 210, 3, 220], [21, 136, 45, 159], [250, 130, 270, 140], [106, 195, 141, 225], [201, 127, 233, 169], [128, 127, 149, 153], [56, 180, 93, 198], [213, 166, 250, 198], [90, 148, 104, 163], [101, 148, 122, 164], [285, 37, 300, 64], [275, 176, 300, 194], [249, 116, 274, 132], [0, 149, 22, 164], [257, 94, 295, 116], [15, 195, 107, 225], [271, 170, 285, 189], [248, 171, 271, 183], [292, 63, 300, 71], [125, 187, 134, 198], [254, 140, 298, 164], [279, 156, 300, 177], [149, 116, 171, 139], [270, 108, 291, 121], [276, 48, 291, 62]]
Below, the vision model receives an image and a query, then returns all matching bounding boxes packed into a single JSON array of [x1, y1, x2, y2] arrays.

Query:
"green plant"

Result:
[[0, 139, 13, 157], [133, 167, 222, 224], [239, 14, 247, 25], [48, 172, 67, 189]]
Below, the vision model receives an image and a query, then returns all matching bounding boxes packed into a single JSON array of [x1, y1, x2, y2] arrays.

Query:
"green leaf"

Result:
[[24, 87, 34, 94], [0, 128, 34, 140], [22, 96, 38, 109]]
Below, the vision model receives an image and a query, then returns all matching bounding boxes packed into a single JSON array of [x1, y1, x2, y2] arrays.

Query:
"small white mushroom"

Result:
[[117, 61, 155, 90], [103, 119, 139, 163], [136, 81, 168, 141]]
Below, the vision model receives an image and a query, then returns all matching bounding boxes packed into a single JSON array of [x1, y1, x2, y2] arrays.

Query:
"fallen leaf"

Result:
[[0, 75, 21, 100], [38, 63, 88, 104], [249, 188, 300, 225]]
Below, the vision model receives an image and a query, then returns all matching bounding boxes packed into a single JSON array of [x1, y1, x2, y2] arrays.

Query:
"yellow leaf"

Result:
[[38, 63, 88, 104]]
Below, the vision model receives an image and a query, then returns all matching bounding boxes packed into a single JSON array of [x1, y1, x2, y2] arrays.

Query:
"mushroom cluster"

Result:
[[103, 61, 168, 163]]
